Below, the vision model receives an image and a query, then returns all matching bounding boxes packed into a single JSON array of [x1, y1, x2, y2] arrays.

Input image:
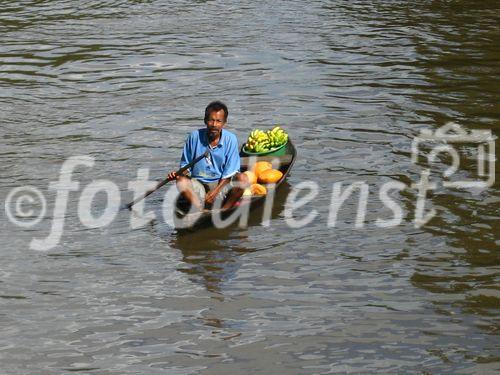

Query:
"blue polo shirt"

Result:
[[179, 128, 240, 183]]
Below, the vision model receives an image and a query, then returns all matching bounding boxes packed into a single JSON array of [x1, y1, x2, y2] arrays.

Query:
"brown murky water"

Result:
[[0, 1, 498, 373]]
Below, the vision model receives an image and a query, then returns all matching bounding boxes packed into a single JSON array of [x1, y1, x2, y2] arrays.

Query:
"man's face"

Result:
[[206, 109, 226, 140]]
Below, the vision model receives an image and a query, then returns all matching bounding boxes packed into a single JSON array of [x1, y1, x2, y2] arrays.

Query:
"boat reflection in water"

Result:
[[168, 181, 292, 293]]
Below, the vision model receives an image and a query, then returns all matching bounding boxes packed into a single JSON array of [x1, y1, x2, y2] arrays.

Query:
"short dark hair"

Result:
[[204, 101, 228, 125]]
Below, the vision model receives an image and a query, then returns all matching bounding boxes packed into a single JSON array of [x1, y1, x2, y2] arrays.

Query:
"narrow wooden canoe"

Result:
[[174, 139, 297, 230]]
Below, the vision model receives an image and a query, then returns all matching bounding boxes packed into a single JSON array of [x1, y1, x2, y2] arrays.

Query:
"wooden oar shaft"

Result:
[[125, 150, 209, 210]]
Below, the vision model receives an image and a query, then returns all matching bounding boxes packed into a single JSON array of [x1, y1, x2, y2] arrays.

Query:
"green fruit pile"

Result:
[[244, 126, 288, 153]]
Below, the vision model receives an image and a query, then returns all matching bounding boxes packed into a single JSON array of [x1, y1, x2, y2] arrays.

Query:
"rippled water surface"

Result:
[[1, 1, 499, 373]]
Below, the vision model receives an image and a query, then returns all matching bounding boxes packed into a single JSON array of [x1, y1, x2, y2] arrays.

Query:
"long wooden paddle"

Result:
[[123, 150, 209, 210]]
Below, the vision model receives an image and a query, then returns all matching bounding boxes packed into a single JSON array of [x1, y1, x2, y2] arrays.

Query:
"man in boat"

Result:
[[167, 101, 248, 211]]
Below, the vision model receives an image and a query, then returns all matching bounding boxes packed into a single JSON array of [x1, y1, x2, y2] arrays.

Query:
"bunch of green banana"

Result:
[[244, 126, 288, 153], [266, 126, 288, 149]]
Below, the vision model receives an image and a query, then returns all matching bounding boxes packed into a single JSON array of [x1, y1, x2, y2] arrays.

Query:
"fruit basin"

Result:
[[242, 140, 288, 156]]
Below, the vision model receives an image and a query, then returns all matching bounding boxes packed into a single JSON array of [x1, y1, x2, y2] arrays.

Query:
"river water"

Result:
[[1, 1, 498, 373]]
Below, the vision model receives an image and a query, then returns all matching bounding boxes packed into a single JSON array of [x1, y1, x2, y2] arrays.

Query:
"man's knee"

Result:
[[176, 176, 192, 191], [233, 172, 250, 189]]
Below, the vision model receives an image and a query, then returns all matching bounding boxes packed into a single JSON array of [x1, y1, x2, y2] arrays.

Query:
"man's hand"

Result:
[[204, 189, 218, 206], [167, 171, 178, 181], [205, 178, 231, 207]]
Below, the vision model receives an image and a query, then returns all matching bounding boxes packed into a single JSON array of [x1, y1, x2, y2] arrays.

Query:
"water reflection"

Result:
[[402, 2, 499, 332], [169, 182, 291, 293]]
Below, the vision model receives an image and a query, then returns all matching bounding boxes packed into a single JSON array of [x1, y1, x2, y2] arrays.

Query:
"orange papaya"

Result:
[[252, 161, 272, 178], [250, 183, 267, 195], [258, 169, 283, 184]]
